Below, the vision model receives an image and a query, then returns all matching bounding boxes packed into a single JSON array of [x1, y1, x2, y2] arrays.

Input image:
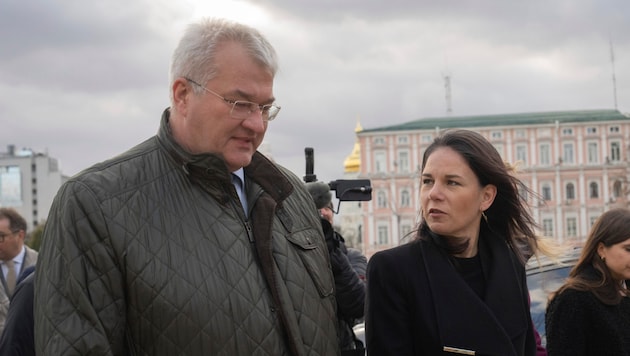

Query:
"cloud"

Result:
[[1, 0, 628, 192]]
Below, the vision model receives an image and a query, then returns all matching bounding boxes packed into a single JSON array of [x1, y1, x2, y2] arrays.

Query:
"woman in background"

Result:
[[366, 129, 544, 355], [545, 208, 630, 355]]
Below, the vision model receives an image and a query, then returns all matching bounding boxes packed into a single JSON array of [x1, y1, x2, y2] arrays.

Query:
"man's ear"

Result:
[[481, 184, 497, 211], [172, 78, 191, 114]]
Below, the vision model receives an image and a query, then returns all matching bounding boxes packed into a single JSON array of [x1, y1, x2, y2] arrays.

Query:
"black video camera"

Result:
[[303, 147, 372, 208]]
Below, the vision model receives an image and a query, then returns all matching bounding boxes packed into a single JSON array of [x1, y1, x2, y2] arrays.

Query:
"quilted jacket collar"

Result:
[[156, 108, 293, 205]]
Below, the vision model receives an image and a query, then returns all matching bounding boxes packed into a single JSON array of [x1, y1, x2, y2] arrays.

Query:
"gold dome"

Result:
[[343, 120, 363, 173]]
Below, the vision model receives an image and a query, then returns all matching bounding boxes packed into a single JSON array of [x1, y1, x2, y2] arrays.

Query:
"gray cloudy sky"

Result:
[[1, 0, 629, 184]]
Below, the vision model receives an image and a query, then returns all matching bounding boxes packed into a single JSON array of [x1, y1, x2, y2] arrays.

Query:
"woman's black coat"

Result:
[[365, 234, 536, 356]]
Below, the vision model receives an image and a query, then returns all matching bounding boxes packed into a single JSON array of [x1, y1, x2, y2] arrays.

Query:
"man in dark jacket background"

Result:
[[306, 181, 366, 354], [35, 18, 340, 356]]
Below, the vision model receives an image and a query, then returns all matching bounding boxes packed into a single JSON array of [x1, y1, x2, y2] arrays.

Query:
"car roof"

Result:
[[526, 246, 582, 276]]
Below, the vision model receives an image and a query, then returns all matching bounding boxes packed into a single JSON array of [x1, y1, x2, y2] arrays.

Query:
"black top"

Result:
[[453, 254, 486, 299]]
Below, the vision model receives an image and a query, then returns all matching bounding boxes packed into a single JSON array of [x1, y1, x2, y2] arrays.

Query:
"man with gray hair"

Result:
[[35, 18, 339, 355]]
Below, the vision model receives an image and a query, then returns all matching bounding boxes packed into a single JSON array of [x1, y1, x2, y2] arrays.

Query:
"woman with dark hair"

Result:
[[366, 129, 544, 355], [545, 208, 630, 355]]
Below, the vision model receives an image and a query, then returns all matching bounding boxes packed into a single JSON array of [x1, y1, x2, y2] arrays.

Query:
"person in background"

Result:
[[0, 265, 36, 356], [306, 181, 366, 355], [545, 208, 630, 355], [366, 129, 544, 355], [35, 18, 340, 356], [346, 247, 367, 282], [0, 208, 37, 336]]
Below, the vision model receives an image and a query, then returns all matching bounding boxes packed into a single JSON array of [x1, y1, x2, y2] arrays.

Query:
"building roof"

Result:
[[361, 109, 629, 133]]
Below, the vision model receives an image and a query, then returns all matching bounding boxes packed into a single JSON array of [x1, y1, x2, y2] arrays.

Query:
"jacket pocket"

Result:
[[286, 229, 335, 298]]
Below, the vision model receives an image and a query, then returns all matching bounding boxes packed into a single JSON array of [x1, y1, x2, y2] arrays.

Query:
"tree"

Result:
[[26, 220, 45, 251]]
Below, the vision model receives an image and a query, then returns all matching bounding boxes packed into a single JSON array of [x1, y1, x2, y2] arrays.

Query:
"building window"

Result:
[[610, 141, 621, 162], [401, 224, 412, 240], [397, 151, 409, 173], [586, 127, 597, 135], [493, 144, 504, 159], [377, 190, 388, 208], [542, 218, 554, 237], [566, 217, 577, 237], [565, 183, 575, 200], [377, 225, 389, 245], [562, 128, 573, 136], [518, 183, 529, 202], [374, 151, 386, 172], [397, 135, 409, 144], [373, 137, 385, 145], [587, 142, 599, 164], [542, 184, 552, 201], [400, 189, 411, 207], [610, 126, 620, 134], [563, 143, 574, 164], [515, 129, 526, 139], [421, 134, 432, 143], [539, 143, 551, 166], [538, 128, 551, 137], [589, 182, 599, 199], [589, 215, 599, 227], [565, 183, 575, 201], [516, 145, 527, 165], [613, 180, 623, 198], [491, 131, 503, 139]]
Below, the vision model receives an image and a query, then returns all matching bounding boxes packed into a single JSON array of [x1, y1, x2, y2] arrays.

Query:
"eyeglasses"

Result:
[[0, 230, 19, 243], [185, 78, 281, 122]]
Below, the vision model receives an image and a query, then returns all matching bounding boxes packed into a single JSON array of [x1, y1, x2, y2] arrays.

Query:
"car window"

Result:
[[527, 266, 573, 346]]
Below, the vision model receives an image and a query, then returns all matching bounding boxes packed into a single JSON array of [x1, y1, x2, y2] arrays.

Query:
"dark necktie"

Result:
[[231, 174, 248, 216]]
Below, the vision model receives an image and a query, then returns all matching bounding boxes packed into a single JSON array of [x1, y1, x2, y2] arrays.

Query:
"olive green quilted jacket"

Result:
[[34, 110, 340, 356]]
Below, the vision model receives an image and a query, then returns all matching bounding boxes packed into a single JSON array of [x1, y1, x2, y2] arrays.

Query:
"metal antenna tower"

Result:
[[443, 73, 452, 114], [610, 37, 618, 110]]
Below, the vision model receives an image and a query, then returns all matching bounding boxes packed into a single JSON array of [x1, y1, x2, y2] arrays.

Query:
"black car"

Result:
[[526, 247, 581, 346]]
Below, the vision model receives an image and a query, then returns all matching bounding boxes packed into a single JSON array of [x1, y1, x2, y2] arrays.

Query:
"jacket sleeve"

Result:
[[545, 289, 588, 356], [365, 250, 416, 356], [34, 181, 126, 355], [322, 220, 365, 320]]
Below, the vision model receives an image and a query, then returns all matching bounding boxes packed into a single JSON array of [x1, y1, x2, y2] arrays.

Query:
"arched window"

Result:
[[613, 180, 623, 198], [589, 182, 599, 199], [542, 184, 552, 201], [400, 189, 410, 207], [565, 183, 575, 200]]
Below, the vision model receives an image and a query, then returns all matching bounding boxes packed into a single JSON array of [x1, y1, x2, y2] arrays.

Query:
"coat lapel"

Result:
[[422, 236, 527, 356]]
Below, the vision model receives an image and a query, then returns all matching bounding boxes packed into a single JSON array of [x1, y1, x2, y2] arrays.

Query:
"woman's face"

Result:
[[420, 147, 496, 242], [598, 238, 630, 281]]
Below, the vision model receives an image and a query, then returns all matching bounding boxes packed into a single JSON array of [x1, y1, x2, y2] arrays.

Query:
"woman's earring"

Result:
[[600, 255, 606, 262], [481, 211, 488, 223]]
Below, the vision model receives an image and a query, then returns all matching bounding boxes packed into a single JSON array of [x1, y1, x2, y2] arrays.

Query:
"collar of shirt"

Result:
[[2, 245, 26, 275], [232, 168, 245, 186]]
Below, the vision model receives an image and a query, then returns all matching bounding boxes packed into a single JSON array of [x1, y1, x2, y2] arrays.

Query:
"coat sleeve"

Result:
[[545, 289, 588, 356], [34, 181, 126, 355], [365, 250, 416, 356], [322, 220, 365, 320]]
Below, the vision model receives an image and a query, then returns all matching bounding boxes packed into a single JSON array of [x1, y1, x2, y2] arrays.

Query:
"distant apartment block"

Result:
[[354, 109, 630, 258], [0, 145, 67, 230]]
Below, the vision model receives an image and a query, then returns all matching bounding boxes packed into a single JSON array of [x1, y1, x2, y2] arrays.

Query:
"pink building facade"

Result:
[[354, 110, 630, 259]]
